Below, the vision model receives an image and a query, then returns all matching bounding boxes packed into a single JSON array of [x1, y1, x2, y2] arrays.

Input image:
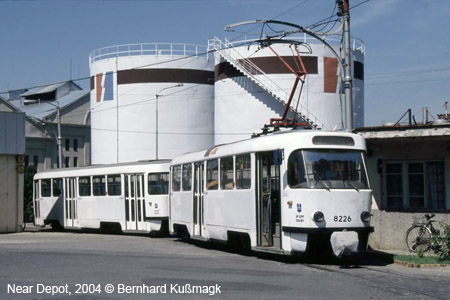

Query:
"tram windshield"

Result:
[[288, 149, 369, 190]]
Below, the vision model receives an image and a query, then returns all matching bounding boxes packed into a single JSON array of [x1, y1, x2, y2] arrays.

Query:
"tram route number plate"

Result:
[[334, 215, 352, 222]]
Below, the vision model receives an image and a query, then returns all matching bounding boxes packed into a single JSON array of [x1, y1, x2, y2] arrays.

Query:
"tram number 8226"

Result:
[[334, 215, 352, 222]]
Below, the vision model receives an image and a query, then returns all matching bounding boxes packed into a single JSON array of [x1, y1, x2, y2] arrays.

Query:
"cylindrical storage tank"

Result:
[[89, 43, 215, 164], [213, 35, 364, 144]]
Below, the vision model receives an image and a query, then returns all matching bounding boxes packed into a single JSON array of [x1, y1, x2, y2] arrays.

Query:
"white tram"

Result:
[[33, 161, 170, 233], [169, 130, 373, 255]]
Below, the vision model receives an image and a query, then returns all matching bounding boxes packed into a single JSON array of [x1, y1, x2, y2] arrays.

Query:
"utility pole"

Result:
[[46, 101, 63, 168], [56, 105, 63, 168], [339, 0, 354, 131]]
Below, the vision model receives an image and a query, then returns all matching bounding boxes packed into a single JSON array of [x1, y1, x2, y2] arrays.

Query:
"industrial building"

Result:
[[356, 115, 450, 250], [6, 81, 91, 171], [0, 101, 25, 233]]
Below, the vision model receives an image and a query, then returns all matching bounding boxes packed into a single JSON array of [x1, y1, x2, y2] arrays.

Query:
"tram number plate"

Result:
[[334, 215, 352, 222]]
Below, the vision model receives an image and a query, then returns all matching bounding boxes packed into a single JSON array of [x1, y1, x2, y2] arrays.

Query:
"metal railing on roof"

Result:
[[225, 33, 365, 55], [89, 43, 208, 64]]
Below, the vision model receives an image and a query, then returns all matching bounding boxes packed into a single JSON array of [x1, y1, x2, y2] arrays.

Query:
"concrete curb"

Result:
[[394, 259, 450, 268]]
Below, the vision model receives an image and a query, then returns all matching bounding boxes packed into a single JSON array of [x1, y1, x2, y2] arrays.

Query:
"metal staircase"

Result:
[[208, 37, 326, 130]]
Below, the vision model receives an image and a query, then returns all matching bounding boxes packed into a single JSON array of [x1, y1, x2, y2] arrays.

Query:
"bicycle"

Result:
[[405, 214, 437, 253]]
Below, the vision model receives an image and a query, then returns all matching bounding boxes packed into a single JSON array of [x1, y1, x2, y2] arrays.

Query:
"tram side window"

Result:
[[172, 166, 181, 192], [220, 157, 234, 190], [288, 150, 307, 188], [41, 179, 51, 197], [107, 174, 122, 196], [79, 176, 91, 196], [207, 159, 219, 190], [148, 173, 169, 195], [235, 154, 251, 189], [182, 164, 192, 191], [52, 178, 63, 196], [34, 180, 39, 199], [93, 175, 106, 196]]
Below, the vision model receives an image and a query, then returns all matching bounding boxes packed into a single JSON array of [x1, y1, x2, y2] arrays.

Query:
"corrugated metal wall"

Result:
[[0, 111, 25, 233], [0, 111, 25, 155]]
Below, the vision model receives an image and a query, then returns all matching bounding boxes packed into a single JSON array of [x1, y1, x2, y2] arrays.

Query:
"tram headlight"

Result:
[[313, 211, 325, 223], [361, 211, 371, 222]]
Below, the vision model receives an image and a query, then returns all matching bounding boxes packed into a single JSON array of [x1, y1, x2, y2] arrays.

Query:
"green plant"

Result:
[[430, 223, 450, 261], [395, 255, 450, 266], [416, 247, 424, 258], [23, 165, 37, 223]]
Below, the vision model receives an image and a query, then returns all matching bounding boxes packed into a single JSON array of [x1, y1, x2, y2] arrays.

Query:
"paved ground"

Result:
[[0, 228, 449, 300]]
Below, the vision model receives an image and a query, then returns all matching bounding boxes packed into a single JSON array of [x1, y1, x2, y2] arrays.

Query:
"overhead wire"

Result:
[[350, 0, 371, 10], [309, 2, 338, 32], [226, 0, 312, 42]]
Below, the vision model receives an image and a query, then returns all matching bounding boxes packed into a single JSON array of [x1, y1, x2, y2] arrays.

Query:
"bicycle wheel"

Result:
[[406, 225, 432, 252]]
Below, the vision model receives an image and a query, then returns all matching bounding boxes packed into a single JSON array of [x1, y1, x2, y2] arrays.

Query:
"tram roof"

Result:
[[171, 129, 366, 165], [34, 160, 171, 179]]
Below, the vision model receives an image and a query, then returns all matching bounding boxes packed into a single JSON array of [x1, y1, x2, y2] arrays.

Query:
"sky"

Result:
[[0, 0, 449, 126]]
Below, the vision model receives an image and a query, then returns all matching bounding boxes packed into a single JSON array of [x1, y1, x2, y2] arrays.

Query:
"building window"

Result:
[[73, 157, 78, 167], [33, 155, 38, 166], [384, 161, 445, 210], [385, 163, 403, 209], [65, 157, 70, 168], [65, 139, 70, 151], [73, 139, 78, 152], [25, 155, 29, 167]]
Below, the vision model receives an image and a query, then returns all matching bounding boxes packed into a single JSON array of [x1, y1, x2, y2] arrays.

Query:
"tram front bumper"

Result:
[[330, 231, 359, 257], [284, 226, 374, 255]]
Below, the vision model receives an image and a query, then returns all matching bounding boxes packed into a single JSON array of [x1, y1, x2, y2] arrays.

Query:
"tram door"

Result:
[[193, 163, 205, 236], [257, 152, 281, 248], [64, 177, 78, 228], [124, 174, 146, 231]]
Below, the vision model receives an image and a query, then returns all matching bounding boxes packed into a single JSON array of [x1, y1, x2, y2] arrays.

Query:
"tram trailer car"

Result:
[[169, 130, 373, 256], [33, 161, 170, 233]]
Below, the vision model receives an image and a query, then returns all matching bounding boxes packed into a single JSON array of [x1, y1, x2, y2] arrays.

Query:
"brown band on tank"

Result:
[[215, 56, 318, 81], [324, 57, 339, 93], [95, 73, 103, 102], [245, 56, 318, 74], [117, 69, 214, 85]]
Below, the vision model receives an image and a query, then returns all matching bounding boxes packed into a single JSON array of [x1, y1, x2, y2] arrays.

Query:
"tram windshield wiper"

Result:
[[317, 180, 331, 192], [310, 170, 330, 191], [345, 180, 359, 192]]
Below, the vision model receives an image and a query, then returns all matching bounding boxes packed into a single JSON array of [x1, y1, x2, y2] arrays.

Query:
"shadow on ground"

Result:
[[180, 238, 395, 267], [24, 225, 394, 267]]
